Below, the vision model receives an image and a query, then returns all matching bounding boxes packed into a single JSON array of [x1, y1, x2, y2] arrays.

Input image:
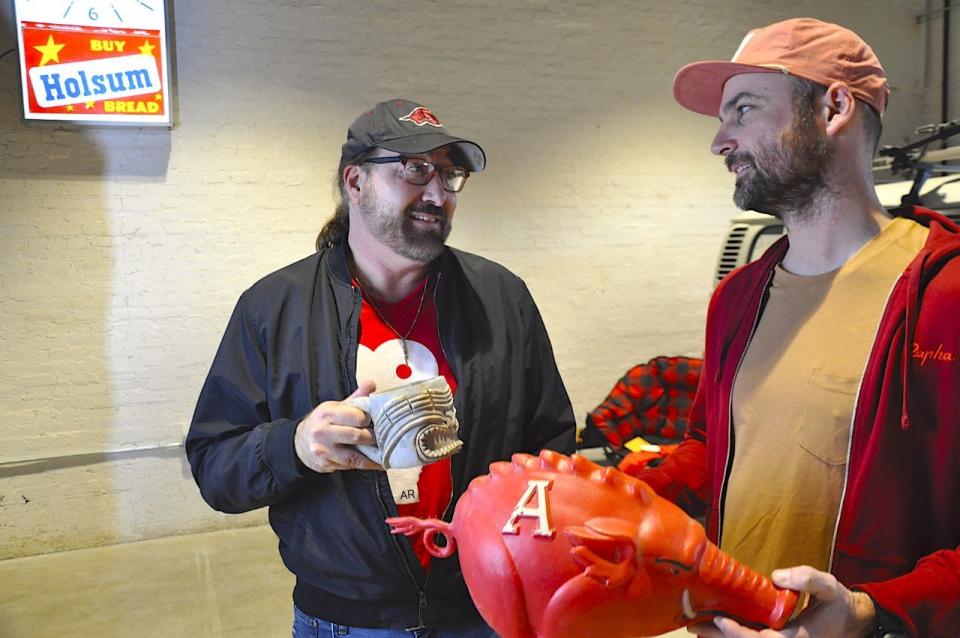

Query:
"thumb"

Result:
[[772, 565, 838, 600], [347, 379, 377, 400]]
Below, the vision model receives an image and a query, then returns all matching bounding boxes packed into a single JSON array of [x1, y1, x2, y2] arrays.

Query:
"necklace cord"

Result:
[[354, 275, 430, 365]]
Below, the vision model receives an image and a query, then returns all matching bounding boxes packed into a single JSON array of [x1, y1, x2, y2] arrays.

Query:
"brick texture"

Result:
[[0, 0, 939, 558]]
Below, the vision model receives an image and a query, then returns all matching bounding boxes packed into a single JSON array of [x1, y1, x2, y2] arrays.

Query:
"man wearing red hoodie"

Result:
[[638, 18, 960, 638]]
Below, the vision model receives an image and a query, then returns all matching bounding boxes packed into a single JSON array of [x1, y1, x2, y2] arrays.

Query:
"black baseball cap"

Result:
[[339, 99, 486, 172]]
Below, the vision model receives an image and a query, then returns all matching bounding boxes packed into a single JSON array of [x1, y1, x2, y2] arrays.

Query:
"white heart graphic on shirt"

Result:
[[356, 339, 438, 393]]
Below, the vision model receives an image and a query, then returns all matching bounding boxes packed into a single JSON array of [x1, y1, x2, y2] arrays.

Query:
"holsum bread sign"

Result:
[[13, 0, 171, 125]]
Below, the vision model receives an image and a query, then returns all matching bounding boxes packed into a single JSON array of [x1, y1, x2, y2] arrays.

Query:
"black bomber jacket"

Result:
[[185, 240, 576, 629]]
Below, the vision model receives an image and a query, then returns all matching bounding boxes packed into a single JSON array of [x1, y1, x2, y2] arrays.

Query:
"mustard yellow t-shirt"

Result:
[[721, 217, 928, 577]]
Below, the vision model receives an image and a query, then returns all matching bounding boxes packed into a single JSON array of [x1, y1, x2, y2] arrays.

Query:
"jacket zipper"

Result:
[[374, 476, 428, 630], [432, 272, 454, 380], [350, 279, 428, 629], [416, 591, 428, 631], [827, 277, 901, 573], [717, 269, 774, 546], [431, 271, 457, 522], [343, 284, 362, 392], [408, 270, 455, 629]]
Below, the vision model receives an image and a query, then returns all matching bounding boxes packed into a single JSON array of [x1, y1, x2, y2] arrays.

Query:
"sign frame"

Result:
[[11, 0, 174, 127]]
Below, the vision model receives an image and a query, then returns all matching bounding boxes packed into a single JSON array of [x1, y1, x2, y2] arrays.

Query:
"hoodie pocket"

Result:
[[798, 369, 858, 466]]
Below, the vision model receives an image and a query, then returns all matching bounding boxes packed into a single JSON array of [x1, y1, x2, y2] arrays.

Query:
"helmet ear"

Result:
[[565, 518, 638, 589]]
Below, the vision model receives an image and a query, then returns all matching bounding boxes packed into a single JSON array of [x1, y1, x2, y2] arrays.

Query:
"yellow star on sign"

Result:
[[66, 105, 74, 111], [139, 41, 155, 56], [154, 93, 163, 101], [86, 102, 96, 109], [35, 35, 66, 66]]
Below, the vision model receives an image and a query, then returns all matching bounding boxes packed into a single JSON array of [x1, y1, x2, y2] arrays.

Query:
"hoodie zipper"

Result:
[[827, 276, 901, 573], [718, 268, 773, 546]]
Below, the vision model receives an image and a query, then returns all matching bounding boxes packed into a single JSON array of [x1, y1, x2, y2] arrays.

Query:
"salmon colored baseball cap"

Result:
[[673, 17, 890, 117]]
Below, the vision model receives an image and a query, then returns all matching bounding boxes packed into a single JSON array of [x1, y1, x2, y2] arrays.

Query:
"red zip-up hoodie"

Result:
[[639, 207, 960, 637]]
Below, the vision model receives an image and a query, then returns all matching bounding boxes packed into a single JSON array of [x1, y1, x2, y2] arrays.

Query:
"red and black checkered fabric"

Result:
[[585, 356, 702, 450]]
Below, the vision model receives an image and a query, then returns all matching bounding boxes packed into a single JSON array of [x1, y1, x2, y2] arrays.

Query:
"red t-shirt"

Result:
[[354, 276, 456, 571]]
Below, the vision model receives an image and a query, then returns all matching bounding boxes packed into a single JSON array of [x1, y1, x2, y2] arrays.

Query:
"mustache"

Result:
[[725, 151, 756, 172], [407, 203, 446, 218]]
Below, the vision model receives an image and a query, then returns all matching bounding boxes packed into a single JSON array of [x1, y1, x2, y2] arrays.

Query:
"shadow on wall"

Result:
[[0, 4, 169, 559]]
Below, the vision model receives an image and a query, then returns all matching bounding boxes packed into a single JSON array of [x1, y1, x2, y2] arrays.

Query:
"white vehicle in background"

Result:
[[714, 131, 960, 284]]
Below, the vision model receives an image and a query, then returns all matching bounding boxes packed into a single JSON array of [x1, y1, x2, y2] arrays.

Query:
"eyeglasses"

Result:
[[362, 156, 470, 193]]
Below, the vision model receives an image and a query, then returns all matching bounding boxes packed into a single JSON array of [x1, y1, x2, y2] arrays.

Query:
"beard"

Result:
[[727, 108, 833, 220], [357, 185, 451, 263]]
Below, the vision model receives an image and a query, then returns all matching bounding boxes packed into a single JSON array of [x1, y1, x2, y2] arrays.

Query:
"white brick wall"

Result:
[[0, 0, 943, 558]]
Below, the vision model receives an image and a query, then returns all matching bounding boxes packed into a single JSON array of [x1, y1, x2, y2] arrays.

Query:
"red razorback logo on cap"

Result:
[[399, 106, 443, 127]]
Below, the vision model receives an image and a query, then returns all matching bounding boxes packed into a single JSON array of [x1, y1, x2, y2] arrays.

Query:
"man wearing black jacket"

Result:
[[186, 98, 576, 637]]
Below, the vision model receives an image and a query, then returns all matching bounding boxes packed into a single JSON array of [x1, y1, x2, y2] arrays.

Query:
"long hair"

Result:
[[315, 151, 372, 251]]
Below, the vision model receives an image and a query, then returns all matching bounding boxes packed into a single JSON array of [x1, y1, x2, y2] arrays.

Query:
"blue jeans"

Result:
[[292, 606, 499, 638]]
